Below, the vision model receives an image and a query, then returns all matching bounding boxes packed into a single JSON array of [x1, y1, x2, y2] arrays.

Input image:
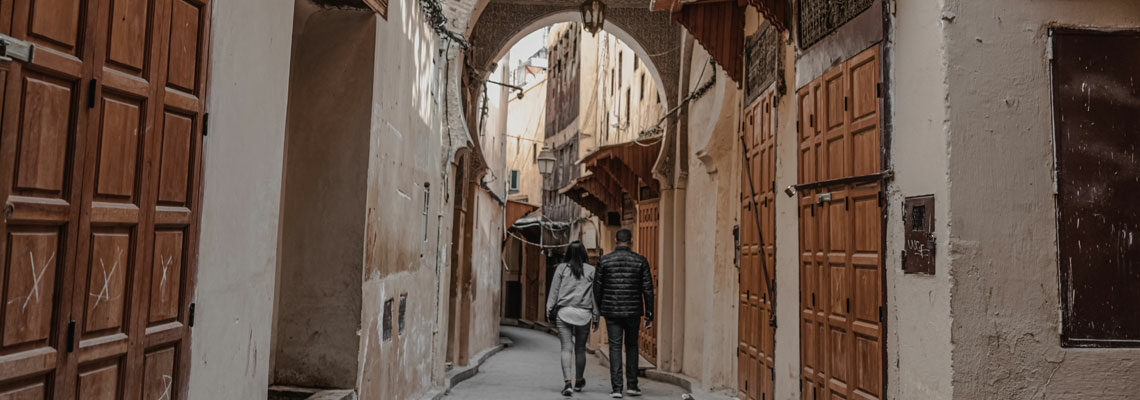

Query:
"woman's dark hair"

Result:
[[564, 241, 588, 279]]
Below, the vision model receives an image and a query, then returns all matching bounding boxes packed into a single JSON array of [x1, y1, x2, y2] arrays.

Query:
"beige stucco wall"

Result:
[[506, 77, 547, 205], [189, 0, 295, 399], [357, 0, 450, 397], [881, 0, 954, 398], [273, 7, 374, 389], [679, 40, 741, 391], [943, 1, 1140, 399]]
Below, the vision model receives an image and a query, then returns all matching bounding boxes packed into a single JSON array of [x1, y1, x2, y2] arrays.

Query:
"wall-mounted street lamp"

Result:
[[537, 146, 556, 176], [580, 0, 606, 36], [486, 80, 526, 100]]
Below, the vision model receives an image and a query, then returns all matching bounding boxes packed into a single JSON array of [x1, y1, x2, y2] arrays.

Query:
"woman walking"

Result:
[[546, 241, 599, 397]]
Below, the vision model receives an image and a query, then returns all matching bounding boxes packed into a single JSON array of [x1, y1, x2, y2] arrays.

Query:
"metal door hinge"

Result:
[[66, 320, 75, 352], [844, 96, 848, 111], [202, 113, 209, 137], [879, 305, 885, 323], [0, 34, 34, 63], [188, 303, 196, 327], [876, 82, 885, 98], [87, 79, 97, 109]]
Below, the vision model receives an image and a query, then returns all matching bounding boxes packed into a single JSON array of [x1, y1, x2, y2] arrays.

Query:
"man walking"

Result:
[[595, 229, 654, 398]]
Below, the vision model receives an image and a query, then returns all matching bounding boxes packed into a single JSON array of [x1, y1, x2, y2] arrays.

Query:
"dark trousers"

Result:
[[604, 316, 641, 391]]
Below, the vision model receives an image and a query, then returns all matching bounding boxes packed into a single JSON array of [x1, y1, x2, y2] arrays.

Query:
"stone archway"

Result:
[[456, 0, 682, 142]]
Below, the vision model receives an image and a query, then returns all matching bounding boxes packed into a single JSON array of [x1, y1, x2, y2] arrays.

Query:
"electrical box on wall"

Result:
[[903, 195, 936, 275]]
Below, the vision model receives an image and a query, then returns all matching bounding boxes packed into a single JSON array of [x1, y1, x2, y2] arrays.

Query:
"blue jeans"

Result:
[[557, 319, 590, 381]]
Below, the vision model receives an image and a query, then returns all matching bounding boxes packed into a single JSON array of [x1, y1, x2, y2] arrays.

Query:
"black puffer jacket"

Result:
[[594, 246, 654, 319]]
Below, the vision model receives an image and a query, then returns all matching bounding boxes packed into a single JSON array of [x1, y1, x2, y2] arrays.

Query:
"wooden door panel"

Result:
[[75, 360, 120, 400], [798, 46, 883, 400], [25, 0, 83, 55], [739, 90, 775, 400], [106, 0, 152, 74], [140, 346, 175, 400], [0, 0, 93, 394], [636, 200, 658, 363], [2, 229, 59, 347], [1, 0, 209, 397], [13, 74, 73, 194], [165, 0, 202, 94], [156, 113, 192, 205]]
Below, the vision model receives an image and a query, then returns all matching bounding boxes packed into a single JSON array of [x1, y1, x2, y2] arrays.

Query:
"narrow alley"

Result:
[[444, 326, 684, 400], [0, 0, 1137, 399]]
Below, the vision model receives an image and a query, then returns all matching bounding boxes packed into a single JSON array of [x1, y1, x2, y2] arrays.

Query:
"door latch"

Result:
[[0, 34, 34, 63]]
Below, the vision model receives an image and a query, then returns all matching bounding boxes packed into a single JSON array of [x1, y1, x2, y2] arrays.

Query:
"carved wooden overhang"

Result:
[[650, 0, 790, 83], [559, 174, 610, 217], [579, 137, 663, 202]]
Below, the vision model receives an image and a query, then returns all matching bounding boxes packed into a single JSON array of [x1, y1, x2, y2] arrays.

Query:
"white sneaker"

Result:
[[610, 392, 623, 398], [625, 388, 642, 396]]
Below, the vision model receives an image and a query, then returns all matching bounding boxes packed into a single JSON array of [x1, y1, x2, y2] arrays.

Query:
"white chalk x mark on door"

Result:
[[90, 247, 123, 309], [19, 250, 55, 311]]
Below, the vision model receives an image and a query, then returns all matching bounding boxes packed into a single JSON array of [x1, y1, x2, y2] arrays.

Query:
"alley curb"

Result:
[[420, 336, 513, 400]]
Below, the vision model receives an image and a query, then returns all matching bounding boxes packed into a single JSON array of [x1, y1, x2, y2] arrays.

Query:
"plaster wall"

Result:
[[681, 41, 740, 390], [468, 192, 505, 359], [273, 8, 373, 388], [356, 0, 478, 398], [943, 1, 1140, 398], [188, 0, 294, 398], [881, 0, 953, 398], [590, 32, 666, 148], [506, 77, 547, 204]]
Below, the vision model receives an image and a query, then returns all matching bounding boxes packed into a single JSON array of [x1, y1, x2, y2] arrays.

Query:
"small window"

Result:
[[633, 56, 639, 71], [625, 88, 631, 124], [639, 74, 645, 101], [509, 170, 520, 194], [532, 143, 537, 162], [618, 52, 623, 87], [1051, 28, 1140, 347]]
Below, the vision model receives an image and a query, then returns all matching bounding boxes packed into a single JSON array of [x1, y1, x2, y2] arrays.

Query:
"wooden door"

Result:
[[635, 200, 659, 364], [797, 46, 883, 400], [0, 0, 210, 398], [739, 88, 776, 400], [523, 245, 540, 322]]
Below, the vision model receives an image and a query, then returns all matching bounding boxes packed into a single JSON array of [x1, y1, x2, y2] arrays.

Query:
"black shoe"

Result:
[[625, 387, 642, 396], [574, 379, 585, 392], [610, 392, 623, 398], [562, 382, 573, 396]]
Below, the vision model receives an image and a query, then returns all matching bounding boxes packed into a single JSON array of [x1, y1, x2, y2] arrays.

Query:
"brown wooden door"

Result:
[[523, 245, 540, 322], [636, 200, 659, 364], [797, 46, 883, 400], [0, 0, 210, 398], [739, 88, 776, 400]]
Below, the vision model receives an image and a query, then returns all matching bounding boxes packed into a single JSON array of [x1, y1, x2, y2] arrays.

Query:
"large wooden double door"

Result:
[[738, 88, 775, 400], [0, 0, 210, 398], [797, 46, 884, 400]]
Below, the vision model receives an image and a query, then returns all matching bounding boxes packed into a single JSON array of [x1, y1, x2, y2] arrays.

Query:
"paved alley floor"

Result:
[[445, 326, 687, 400]]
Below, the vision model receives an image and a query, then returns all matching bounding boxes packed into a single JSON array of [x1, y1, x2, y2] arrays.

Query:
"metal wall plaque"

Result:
[[902, 195, 935, 275], [745, 24, 779, 105], [797, 0, 875, 49]]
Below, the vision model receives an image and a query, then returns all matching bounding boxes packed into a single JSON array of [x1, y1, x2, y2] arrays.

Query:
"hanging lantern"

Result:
[[580, 0, 606, 35]]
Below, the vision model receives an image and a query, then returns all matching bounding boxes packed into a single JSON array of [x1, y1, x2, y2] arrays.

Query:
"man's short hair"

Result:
[[616, 229, 633, 243]]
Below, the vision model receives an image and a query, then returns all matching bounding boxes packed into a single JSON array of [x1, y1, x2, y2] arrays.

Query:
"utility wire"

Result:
[[419, 0, 470, 49]]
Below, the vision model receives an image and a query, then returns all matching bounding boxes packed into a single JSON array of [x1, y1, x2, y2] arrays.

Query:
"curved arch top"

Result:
[[466, 1, 682, 109]]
